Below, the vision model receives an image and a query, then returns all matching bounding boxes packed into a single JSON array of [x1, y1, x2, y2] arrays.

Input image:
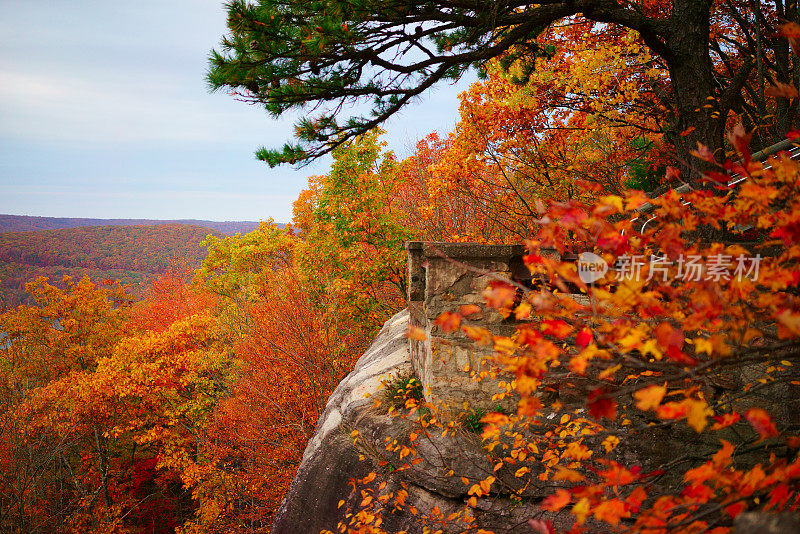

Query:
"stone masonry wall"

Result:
[[406, 241, 559, 413]]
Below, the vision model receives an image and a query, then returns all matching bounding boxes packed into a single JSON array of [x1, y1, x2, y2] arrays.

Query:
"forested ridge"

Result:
[[0, 214, 261, 235], [0, 224, 221, 308], [1, 0, 800, 532]]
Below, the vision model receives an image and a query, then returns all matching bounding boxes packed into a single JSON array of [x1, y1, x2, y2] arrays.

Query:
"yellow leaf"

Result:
[[694, 337, 713, 355], [514, 466, 530, 478], [599, 363, 621, 380], [633, 384, 667, 411], [640, 338, 663, 359], [686, 398, 712, 432], [602, 435, 620, 452], [572, 498, 591, 525], [553, 466, 585, 482]]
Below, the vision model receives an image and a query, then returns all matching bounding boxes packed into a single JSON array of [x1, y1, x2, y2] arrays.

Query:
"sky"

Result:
[[0, 0, 473, 223]]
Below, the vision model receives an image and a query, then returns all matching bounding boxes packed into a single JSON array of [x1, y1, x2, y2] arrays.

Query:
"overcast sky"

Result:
[[0, 0, 472, 223]]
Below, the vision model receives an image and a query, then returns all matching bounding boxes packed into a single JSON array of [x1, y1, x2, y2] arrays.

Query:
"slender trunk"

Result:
[[93, 427, 112, 509]]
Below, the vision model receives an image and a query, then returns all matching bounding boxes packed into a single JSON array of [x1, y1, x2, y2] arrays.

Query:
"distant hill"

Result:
[[0, 214, 263, 236], [0, 224, 222, 309]]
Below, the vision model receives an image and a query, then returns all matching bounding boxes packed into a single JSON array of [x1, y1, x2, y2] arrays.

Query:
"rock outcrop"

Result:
[[271, 310, 413, 534], [271, 310, 560, 534]]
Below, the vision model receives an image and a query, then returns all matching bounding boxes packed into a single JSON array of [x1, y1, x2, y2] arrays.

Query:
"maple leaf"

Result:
[[569, 356, 587, 375], [775, 309, 800, 338], [434, 311, 461, 333], [681, 484, 714, 503], [727, 123, 753, 164], [540, 319, 573, 339], [575, 328, 592, 349], [690, 142, 717, 164], [725, 502, 747, 518], [781, 21, 800, 38], [598, 462, 637, 487], [406, 326, 427, 341], [711, 412, 740, 430], [656, 401, 688, 419], [767, 483, 791, 509], [553, 466, 585, 482], [745, 408, 779, 440], [571, 498, 591, 525], [459, 304, 481, 317], [587, 388, 617, 420], [463, 325, 492, 345], [517, 395, 543, 417], [593, 498, 629, 526], [564, 441, 593, 460], [633, 384, 666, 411], [540, 489, 571, 511], [480, 412, 510, 427], [626, 487, 647, 513], [482, 280, 516, 310], [686, 398, 712, 432], [684, 463, 715, 485]]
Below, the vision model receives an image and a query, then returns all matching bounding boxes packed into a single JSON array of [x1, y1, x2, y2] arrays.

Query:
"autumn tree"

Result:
[[292, 130, 409, 329], [208, 0, 797, 181], [0, 277, 132, 532]]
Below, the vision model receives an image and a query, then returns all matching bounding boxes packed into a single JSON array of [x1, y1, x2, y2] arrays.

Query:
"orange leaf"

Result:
[[553, 466, 585, 482], [598, 462, 637, 487], [459, 304, 481, 317], [634, 384, 667, 411], [482, 280, 516, 310], [434, 311, 461, 333], [406, 326, 427, 341], [766, 82, 799, 99], [518, 395, 543, 417], [593, 498, 629, 526], [540, 319, 573, 339], [686, 398, 711, 432], [541, 489, 571, 511]]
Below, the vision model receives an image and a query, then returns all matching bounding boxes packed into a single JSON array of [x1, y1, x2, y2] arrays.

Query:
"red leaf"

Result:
[[575, 328, 592, 349], [434, 311, 462, 333], [588, 389, 617, 420], [483, 280, 517, 310], [540, 319, 573, 339], [745, 408, 779, 439], [711, 412, 741, 430], [540, 489, 571, 511]]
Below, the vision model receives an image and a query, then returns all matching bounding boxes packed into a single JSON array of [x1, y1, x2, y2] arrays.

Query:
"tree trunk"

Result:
[[662, 0, 722, 186]]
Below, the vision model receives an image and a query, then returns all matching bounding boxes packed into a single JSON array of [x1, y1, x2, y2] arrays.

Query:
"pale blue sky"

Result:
[[0, 1, 472, 223]]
